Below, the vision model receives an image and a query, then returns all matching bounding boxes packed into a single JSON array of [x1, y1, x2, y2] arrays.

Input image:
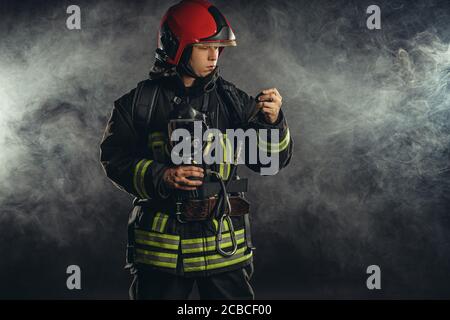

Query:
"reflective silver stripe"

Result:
[[135, 248, 177, 269], [181, 230, 245, 254], [181, 228, 244, 245], [183, 248, 253, 272]]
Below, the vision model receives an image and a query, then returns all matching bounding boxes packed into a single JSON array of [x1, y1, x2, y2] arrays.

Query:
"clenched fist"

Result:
[[256, 88, 283, 124], [162, 165, 204, 191]]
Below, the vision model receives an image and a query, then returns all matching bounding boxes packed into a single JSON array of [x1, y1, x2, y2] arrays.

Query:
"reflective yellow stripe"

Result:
[[225, 134, 232, 179], [203, 132, 214, 157], [148, 132, 164, 145], [151, 132, 165, 139], [135, 238, 179, 250], [258, 128, 290, 153], [181, 229, 244, 245], [212, 218, 230, 232], [148, 132, 165, 149], [152, 141, 164, 150], [135, 257, 177, 269], [258, 128, 289, 147], [149, 133, 165, 156], [182, 237, 245, 254], [135, 248, 177, 259], [219, 137, 225, 180], [133, 159, 146, 198], [159, 214, 169, 233], [218, 134, 232, 180], [133, 159, 153, 198], [151, 212, 161, 231], [184, 246, 247, 264], [135, 229, 180, 241], [181, 230, 245, 252], [139, 160, 153, 198], [184, 251, 253, 272], [150, 212, 169, 233]]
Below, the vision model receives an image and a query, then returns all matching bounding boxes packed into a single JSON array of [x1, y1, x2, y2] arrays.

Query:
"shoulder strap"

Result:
[[131, 79, 160, 137]]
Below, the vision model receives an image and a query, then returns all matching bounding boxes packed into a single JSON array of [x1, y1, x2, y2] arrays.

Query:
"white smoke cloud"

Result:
[[0, 0, 449, 296]]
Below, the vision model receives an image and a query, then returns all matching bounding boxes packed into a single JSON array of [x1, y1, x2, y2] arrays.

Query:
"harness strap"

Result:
[[132, 80, 159, 137]]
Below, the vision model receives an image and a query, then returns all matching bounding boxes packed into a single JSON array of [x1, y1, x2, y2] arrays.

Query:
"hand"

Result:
[[162, 165, 204, 191], [256, 88, 282, 124]]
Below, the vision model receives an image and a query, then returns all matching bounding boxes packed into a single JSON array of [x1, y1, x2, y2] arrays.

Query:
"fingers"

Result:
[[262, 88, 282, 100], [179, 166, 204, 174], [257, 93, 281, 104], [176, 166, 204, 178], [183, 171, 204, 179], [176, 176, 203, 187], [256, 100, 279, 110], [167, 165, 204, 190]]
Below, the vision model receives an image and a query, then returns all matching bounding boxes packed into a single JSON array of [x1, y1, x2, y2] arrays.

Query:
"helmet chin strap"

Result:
[[177, 45, 204, 79], [178, 61, 201, 79]]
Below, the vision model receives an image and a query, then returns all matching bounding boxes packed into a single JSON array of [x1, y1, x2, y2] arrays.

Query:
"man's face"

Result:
[[189, 45, 219, 77]]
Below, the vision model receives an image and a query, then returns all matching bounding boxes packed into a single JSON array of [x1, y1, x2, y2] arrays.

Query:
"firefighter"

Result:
[[99, 0, 293, 300]]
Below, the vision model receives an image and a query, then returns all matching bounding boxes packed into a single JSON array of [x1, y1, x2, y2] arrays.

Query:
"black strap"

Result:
[[125, 205, 141, 269], [175, 179, 248, 201], [131, 80, 159, 137], [201, 179, 247, 196], [244, 213, 256, 251]]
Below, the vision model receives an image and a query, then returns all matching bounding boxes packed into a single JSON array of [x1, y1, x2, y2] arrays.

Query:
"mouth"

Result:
[[207, 65, 216, 69]]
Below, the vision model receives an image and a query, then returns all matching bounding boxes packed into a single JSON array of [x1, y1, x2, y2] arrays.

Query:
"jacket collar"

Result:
[[157, 65, 220, 98]]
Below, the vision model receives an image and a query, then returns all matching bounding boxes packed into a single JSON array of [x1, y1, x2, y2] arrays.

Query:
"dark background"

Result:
[[0, 0, 449, 299]]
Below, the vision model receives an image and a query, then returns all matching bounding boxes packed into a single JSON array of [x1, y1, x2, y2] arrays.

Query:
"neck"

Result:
[[181, 74, 196, 88]]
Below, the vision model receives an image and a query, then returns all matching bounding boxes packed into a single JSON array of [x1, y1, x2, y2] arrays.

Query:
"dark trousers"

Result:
[[129, 263, 255, 300]]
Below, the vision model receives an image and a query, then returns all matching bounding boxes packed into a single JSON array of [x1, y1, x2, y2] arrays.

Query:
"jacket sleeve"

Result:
[[99, 89, 170, 200], [230, 85, 293, 175]]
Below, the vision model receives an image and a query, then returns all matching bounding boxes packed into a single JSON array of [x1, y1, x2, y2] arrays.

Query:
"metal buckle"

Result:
[[175, 201, 188, 224]]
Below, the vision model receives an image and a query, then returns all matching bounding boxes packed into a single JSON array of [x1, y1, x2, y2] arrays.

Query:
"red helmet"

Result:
[[156, 0, 237, 66]]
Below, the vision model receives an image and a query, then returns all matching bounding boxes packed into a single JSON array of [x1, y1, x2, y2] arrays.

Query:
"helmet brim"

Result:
[[192, 40, 237, 47]]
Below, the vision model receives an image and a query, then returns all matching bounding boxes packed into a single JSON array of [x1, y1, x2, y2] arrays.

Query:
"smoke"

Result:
[[0, 0, 449, 298], [0, 1, 162, 245]]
